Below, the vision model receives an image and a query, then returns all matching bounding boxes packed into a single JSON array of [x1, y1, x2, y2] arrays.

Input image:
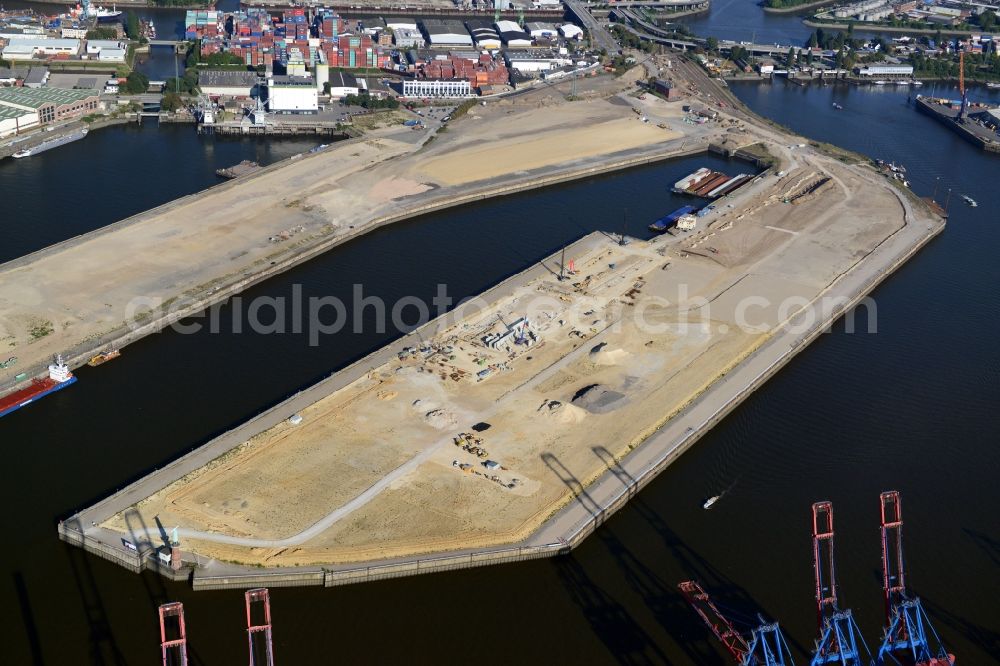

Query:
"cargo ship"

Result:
[[0, 356, 76, 418], [649, 205, 696, 233], [672, 168, 752, 199], [12, 128, 88, 159]]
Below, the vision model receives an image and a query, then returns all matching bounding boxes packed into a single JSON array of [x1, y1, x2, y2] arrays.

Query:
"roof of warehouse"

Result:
[[329, 71, 358, 87], [423, 19, 469, 35], [0, 86, 98, 108], [198, 70, 261, 87], [0, 104, 34, 119]]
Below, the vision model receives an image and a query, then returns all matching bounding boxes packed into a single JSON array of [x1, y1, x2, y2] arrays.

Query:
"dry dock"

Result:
[[58, 134, 945, 588]]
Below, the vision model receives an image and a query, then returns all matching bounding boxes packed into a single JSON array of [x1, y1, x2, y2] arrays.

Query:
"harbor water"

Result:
[[1, 16, 999, 666]]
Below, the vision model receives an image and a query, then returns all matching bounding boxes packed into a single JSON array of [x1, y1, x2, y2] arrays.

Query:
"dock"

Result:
[[216, 160, 261, 179], [914, 96, 1000, 154], [199, 121, 347, 137]]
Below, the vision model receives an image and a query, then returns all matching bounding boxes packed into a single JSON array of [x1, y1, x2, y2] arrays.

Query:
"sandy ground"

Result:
[[0, 81, 718, 388], [101, 142, 909, 567], [418, 118, 680, 186]]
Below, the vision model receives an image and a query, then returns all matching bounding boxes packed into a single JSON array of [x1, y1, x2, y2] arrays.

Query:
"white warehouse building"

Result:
[[1, 38, 81, 60], [560, 24, 584, 40], [402, 79, 473, 98], [504, 49, 572, 73], [855, 64, 913, 77], [267, 75, 318, 113], [86, 39, 128, 62]]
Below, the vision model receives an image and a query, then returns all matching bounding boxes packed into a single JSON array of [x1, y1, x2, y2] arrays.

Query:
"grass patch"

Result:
[[28, 319, 54, 340], [447, 99, 477, 122]]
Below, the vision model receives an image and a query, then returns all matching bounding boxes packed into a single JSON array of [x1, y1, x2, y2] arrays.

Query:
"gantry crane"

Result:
[[958, 50, 968, 121], [810, 501, 872, 666], [678, 580, 795, 666], [875, 491, 954, 666], [246, 588, 275, 666], [158, 602, 189, 666]]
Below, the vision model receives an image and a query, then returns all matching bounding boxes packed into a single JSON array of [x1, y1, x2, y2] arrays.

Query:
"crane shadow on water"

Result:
[[589, 446, 811, 660]]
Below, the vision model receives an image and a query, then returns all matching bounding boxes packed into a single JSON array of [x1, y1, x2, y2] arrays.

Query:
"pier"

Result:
[[914, 96, 1000, 154], [198, 120, 348, 136]]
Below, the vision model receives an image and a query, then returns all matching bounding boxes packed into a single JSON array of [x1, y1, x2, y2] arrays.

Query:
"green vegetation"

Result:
[[125, 11, 139, 40], [610, 25, 657, 53], [121, 71, 149, 94], [87, 26, 119, 40], [736, 142, 779, 168], [204, 51, 246, 66], [911, 50, 1000, 82], [166, 67, 201, 95], [340, 94, 399, 110], [161, 92, 184, 111], [28, 320, 54, 341], [448, 99, 477, 121]]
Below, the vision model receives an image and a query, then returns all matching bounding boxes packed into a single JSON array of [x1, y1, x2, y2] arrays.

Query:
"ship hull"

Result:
[[0, 376, 77, 418], [12, 129, 87, 158]]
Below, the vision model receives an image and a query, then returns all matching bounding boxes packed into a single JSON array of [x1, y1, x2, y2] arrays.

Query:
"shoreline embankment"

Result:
[[760, 0, 837, 15]]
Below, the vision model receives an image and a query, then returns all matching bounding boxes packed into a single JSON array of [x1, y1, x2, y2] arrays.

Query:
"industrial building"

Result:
[[855, 64, 914, 78], [495, 20, 533, 47], [23, 67, 48, 88], [393, 27, 425, 48], [1, 38, 81, 60], [327, 71, 359, 98], [504, 49, 572, 73], [402, 78, 473, 98], [267, 75, 318, 113], [85, 39, 128, 63], [198, 70, 261, 98], [465, 20, 501, 50], [0, 86, 100, 125], [423, 19, 473, 47], [385, 17, 418, 31], [525, 22, 558, 39], [559, 24, 584, 40], [0, 104, 38, 138]]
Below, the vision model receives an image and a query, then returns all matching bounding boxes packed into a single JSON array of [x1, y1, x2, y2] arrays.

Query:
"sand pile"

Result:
[[425, 408, 458, 429], [536, 400, 587, 424], [589, 342, 631, 366], [571, 384, 628, 414]]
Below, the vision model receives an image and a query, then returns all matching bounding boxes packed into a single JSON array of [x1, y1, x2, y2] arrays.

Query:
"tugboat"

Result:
[[0, 355, 77, 418], [87, 349, 121, 366]]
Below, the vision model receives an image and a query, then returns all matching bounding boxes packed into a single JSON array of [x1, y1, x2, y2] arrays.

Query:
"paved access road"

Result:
[[565, 0, 620, 54]]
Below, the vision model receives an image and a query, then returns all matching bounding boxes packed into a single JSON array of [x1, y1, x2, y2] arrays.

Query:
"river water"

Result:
[[2, 7, 999, 666]]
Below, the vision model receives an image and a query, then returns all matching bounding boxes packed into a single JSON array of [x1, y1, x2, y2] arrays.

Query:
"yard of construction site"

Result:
[[7, 54, 943, 578], [93, 123, 940, 571]]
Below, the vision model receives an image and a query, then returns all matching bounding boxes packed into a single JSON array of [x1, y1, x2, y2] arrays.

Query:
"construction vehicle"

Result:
[[678, 580, 795, 666], [875, 491, 954, 666], [810, 501, 873, 666]]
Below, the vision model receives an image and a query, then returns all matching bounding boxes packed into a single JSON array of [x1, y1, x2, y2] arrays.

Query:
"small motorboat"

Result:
[[832, 102, 843, 110], [703, 495, 721, 509], [962, 194, 978, 207]]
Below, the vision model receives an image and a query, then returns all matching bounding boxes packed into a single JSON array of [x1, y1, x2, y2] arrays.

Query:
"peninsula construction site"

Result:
[[31, 55, 943, 585]]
